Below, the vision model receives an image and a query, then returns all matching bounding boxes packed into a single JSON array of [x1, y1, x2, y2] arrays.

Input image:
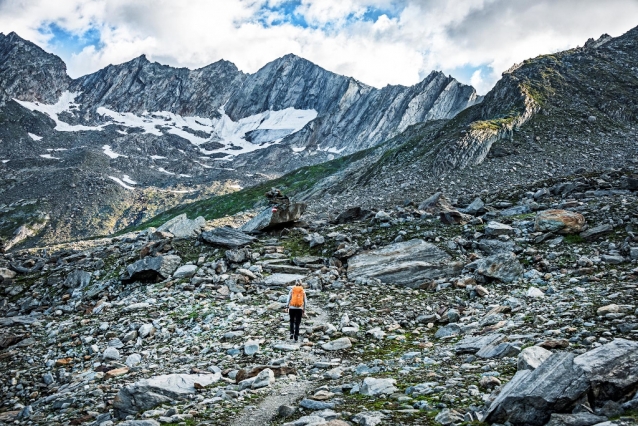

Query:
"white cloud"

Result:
[[1, 0, 637, 94]]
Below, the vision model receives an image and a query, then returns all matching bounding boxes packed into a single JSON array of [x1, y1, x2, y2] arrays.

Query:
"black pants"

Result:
[[289, 309, 303, 338]]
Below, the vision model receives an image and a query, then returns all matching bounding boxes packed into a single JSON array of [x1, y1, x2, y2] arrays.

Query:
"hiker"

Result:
[[285, 280, 307, 342]]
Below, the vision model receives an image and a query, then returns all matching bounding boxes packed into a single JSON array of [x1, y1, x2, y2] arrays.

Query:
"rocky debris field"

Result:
[[1, 172, 638, 426]]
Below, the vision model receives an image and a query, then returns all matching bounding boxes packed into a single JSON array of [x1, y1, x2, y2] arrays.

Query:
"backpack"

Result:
[[290, 286, 304, 308]]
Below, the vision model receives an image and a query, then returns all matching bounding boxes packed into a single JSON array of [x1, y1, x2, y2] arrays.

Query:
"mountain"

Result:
[[0, 32, 478, 247]]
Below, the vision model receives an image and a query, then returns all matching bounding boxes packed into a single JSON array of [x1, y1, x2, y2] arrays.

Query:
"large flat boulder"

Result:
[[347, 239, 462, 287], [156, 214, 205, 238], [485, 352, 589, 425], [113, 373, 221, 419], [241, 203, 307, 233], [263, 273, 306, 286], [200, 227, 256, 248], [465, 252, 523, 283], [534, 209, 585, 234], [122, 255, 181, 283], [486, 339, 638, 426]]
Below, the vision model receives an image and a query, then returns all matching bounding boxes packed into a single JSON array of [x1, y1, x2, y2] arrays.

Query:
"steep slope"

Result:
[[0, 32, 71, 103], [302, 27, 638, 212]]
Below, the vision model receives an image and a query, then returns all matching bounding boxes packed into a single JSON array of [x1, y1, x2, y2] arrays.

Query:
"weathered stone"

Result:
[[485, 352, 589, 425], [455, 334, 504, 354], [322, 337, 352, 351], [263, 273, 306, 286], [476, 342, 521, 359], [64, 269, 92, 288], [200, 227, 256, 248], [102, 347, 121, 361], [173, 264, 197, 278], [244, 340, 260, 356], [435, 408, 465, 425], [360, 377, 397, 396], [580, 224, 613, 240], [466, 252, 523, 283], [251, 368, 275, 389], [526, 286, 545, 298], [517, 346, 552, 371], [113, 373, 221, 419], [156, 214, 205, 238], [299, 398, 335, 410], [460, 197, 485, 215], [241, 203, 307, 233], [352, 411, 384, 426], [485, 221, 514, 237], [118, 421, 161, 426], [534, 210, 586, 234], [477, 239, 515, 255], [123, 255, 181, 283], [545, 412, 608, 426], [138, 324, 154, 338], [439, 210, 473, 225], [435, 323, 461, 338], [347, 239, 462, 287]]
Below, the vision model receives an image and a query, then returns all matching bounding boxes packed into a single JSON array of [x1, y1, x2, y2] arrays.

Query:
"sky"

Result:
[[1, 0, 637, 94]]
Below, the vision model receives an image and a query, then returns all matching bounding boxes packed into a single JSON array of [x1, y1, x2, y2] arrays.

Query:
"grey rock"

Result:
[[347, 239, 462, 287], [485, 352, 589, 425], [64, 269, 92, 288], [478, 239, 515, 255], [263, 273, 306, 286], [244, 340, 260, 356], [102, 347, 121, 361], [455, 333, 504, 354], [200, 227, 256, 248], [156, 214, 205, 238], [321, 337, 352, 351], [299, 398, 335, 410], [580, 224, 613, 240], [118, 421, 161, 426], [517, 346, 552, 371], [360, 377, 397, 396], [466, 252, 523, 283], [435, 323, 461, 338], [138, 324, 154, 338], [460, 197, 485, 215], [226, 248, 249, 263], [545, 412, 608, 426], [435, 408, 465, 425], [352, 411, 384, 426], [251, 368, 275, 389], [125, 353, 142, 367], [113, 373, 221, 419], [500, 205, 531, 217], [123, 255, 181, 283], [172, 265, 197, 278], [485, 221, 514, 236], [241, 203, 307, 233], [476, 342, 521, 359]]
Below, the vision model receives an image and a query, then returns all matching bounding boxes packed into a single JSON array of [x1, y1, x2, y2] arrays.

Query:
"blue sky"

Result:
[[2, 0, 638, 94]]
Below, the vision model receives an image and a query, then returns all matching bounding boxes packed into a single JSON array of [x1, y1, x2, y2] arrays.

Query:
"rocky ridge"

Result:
[[1, 170, 637, 425]]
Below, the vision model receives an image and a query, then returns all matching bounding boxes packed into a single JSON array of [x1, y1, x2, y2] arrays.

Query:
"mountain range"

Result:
[[0, 31, 479, 247]]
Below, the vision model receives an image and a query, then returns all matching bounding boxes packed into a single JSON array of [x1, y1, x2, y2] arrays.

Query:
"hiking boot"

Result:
[[294, 336, 298, 342], [290, 334, 294, 340]]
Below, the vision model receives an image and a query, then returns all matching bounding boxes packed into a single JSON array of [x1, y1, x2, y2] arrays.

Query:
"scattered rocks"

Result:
[[534, 209, 586, 234]]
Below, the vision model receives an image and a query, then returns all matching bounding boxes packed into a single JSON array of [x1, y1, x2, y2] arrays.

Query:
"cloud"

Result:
[[1, 0, 637, 94]]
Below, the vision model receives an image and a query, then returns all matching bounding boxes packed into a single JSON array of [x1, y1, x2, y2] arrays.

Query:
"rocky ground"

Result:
[[1, 171, 638, 426]]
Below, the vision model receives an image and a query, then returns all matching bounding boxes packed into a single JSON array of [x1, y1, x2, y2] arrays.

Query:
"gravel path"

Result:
[[230, 306, 329, 425]]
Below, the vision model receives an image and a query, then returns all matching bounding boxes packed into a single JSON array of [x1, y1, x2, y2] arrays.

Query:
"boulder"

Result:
[[347, 239, 462, 287], [485, 352, 589, 425], [485, 221, 514, 236], [545, 412, 608, 426], [334, 207, 366, 224], [455, 334, 504, 354], [173, 265, 197, 278], [460, 197, 485, 215], [476, 342, 521, 359], [200, 227, 256, 248], [486, 339, 638, 426], [226, 248, 249, 263], [123, 255, 181, 283], [64, 270, 92, 288], [435, 323, 461, 338], [156, 214, 205, 238], [478, 239, 515, 255], [580, 224, 613, 240], [418, 192, 452, 212], [251, 368, 275, 389], [244, 340, 260, 356], [360, 377, 397, 396], [321, 337, 352, 351], [466, 252, 523, 283], [263, 273, 306, 286], [113, 373, 221, 419], [0, 268, 16, 280], [534, 210, 586, 234], [517, 346, 552, 371], [240, 203, 307, 233], [439, 210, 473, 225]]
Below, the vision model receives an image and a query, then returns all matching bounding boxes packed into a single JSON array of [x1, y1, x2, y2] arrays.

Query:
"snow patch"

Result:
[[40, 154, 60, 160], [15, 92, 105, 132], [28, 133, 42, 141], [108, 176, 135, 190], [292, 146, 306, 153], [103, 145, 127, 159], [46, 148, 68, 152], [122, 175, 137, 185], [2, 159, 10, 163], [157, 167, 175, 175], [150, 155, 167, 160]]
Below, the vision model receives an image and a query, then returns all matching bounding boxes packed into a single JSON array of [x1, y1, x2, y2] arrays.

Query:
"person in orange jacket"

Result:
[[285, 280, 307, 342]]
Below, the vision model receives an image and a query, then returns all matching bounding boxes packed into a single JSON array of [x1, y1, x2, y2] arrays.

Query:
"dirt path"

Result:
[[230, 306, 329, 426]]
